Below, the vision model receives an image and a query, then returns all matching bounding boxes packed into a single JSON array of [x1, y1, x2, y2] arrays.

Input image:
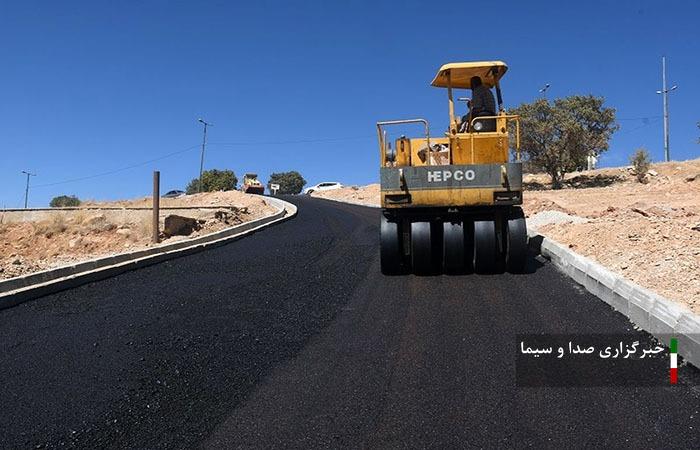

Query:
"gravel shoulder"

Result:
[[314, 159, 700, 313]]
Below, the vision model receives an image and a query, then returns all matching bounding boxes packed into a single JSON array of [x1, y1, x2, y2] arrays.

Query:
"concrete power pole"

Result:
[[656, 56, 677, 162], [21, 170, 36, 209], [197, 118, 212, 193]]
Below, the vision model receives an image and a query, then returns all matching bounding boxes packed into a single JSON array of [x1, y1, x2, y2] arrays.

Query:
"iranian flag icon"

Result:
[[670, 338, 678, 385]]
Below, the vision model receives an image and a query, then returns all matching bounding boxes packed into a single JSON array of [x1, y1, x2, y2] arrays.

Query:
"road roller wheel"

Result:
[[473, 220, 498, 274], [380, 214, 402, 275], [411, 221, 432, 275], [442, 221, 465, 273], [506, 207, 528, 273]]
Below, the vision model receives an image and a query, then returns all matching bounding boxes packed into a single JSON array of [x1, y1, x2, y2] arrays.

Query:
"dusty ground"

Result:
[[0, 190, 275, 280], [310, 184, 380, 207], [524, 160, 700, 313], [313, 159, 700, 313]]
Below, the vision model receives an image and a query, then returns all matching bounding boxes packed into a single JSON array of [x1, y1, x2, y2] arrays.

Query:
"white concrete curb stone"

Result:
[[529, 228, 700, 369], [0, 196, 297, 310]]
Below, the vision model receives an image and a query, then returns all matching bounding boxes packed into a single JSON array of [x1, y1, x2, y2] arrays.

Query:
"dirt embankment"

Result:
[[310, 184, 380, 207], [524, 160, 700, 313], [0, 190, 275, 280], [313, 159, 700, 313]]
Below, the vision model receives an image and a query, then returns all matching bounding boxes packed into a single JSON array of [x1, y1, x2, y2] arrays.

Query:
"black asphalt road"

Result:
[[1, 196, 699, 449]]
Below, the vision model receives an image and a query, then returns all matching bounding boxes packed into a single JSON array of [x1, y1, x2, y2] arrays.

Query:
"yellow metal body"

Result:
[[431, 61, 508, 89], [381, 187, 508, 208], [378, 61, 521, 209]]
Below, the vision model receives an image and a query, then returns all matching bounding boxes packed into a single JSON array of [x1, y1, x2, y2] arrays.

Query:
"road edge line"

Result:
[[0, 196, 297, 310], [528, 229, 700, 369]]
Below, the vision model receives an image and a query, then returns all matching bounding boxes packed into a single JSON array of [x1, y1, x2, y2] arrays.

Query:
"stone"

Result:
[[82, 214, 115, 232], [116, 228, 131, 236], [68, 237, 82, 248], [163, 215, 200, 236], [631, 207, 649, 217]]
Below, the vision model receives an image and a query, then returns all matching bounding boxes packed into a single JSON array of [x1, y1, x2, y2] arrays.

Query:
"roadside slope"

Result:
[[0, 190, 275, 279]]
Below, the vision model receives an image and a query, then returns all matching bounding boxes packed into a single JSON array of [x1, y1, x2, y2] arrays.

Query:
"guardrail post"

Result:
[[152, 171, 160, 244]]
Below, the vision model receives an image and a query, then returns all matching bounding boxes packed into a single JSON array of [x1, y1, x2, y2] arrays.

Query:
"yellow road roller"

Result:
[[377, 61, 526, 274]]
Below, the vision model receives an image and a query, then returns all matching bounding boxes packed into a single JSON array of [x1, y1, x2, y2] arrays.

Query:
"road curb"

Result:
[[528, 229, 700, 368], [0, 196, 297, 310]]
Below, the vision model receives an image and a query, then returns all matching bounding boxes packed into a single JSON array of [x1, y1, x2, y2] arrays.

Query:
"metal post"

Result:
[[152, 171, 160, 244], [447, 70, 455, 130], [197, 118, 212, 193], [657, 56, 677, 162], [21, 171, 36, 209], [662, 57, 669, 162]]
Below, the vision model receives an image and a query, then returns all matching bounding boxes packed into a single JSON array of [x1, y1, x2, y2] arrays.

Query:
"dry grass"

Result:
[[33, 214, 68, 238], [69, 210, 87, 226]]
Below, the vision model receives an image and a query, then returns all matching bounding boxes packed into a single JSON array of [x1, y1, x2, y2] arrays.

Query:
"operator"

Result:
[[468, 76, 496, 132]]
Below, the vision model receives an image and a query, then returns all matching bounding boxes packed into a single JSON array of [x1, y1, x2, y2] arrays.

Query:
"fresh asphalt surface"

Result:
[[1, 196, 699, 449]]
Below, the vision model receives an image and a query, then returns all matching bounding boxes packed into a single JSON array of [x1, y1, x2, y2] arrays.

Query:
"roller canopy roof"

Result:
[[431, 61, 508, 89]]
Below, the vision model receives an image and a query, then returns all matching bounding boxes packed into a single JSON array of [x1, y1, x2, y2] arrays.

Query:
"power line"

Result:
[[33, 144, 202, 188], [617, 117, 662, 135], [207, 135, 374, 146], [617, 116, 663, 121], [30, 135, 375, 189]]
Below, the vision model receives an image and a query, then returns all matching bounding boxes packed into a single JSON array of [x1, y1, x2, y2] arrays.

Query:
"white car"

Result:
[[304, 182, 343, 195]]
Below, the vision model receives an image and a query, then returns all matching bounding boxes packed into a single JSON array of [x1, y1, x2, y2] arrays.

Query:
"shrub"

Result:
[[630, 148, 651, 183], [268, 171, 306, 195], [50, 195, 81, 207], [186, 169, 238, 194], [34, 214, 68, 238]]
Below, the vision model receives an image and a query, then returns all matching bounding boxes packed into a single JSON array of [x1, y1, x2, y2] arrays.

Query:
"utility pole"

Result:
[[656, 56, 677, 162], [21, 170, 36, 209], [197, 118, 212, 193], [152, 171, 160, 244]]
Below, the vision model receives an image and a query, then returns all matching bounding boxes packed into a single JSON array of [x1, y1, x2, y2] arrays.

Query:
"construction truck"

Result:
[[241, 173, 265, 195], [377, 61, 527, 275]]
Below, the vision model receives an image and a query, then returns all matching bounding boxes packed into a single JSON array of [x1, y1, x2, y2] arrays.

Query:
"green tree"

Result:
[[268, 171, 306, 194], [49, 195, 81, 207], [509, 95, 619, 188], [186, 169, 238, 194]]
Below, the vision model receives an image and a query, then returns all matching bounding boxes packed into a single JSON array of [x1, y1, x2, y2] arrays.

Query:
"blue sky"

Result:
[[1, 0, 699, 207]]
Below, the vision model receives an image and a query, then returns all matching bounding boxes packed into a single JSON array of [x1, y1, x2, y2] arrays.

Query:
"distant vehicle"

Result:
[[162, 190, 186, 198], [241, 173, 265, 195], [304, 182, 343, 195]]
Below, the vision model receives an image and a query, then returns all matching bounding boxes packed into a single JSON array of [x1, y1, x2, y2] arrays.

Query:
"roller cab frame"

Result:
[[377, 61, 527, 275]]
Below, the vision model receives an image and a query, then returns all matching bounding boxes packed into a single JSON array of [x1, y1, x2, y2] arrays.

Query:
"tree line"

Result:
[[184, 170, 307, 195], [49, 170, 308, 206]]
